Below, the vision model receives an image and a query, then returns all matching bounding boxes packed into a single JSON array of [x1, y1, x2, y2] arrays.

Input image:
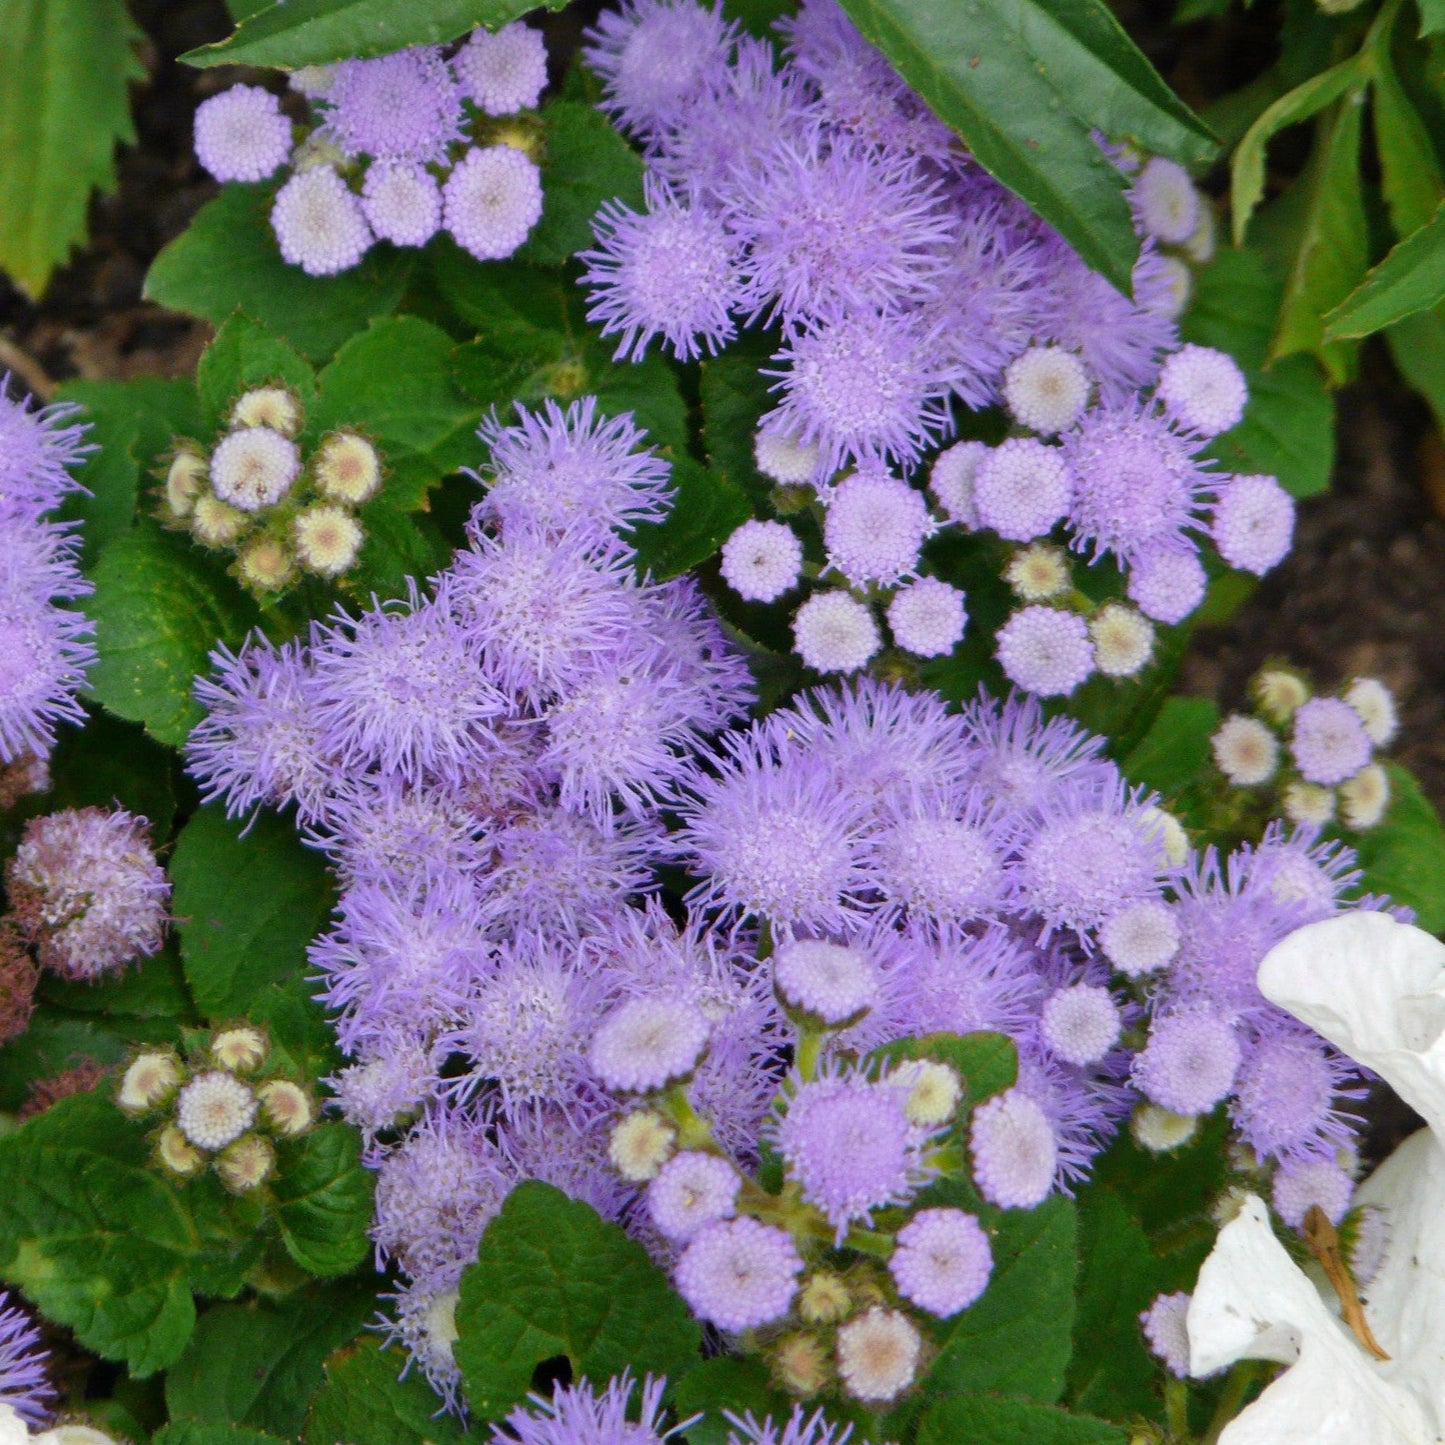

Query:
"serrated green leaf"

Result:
[[85, 524, 257, 747], [249, 977, 343, 1083], [918, 1395, 1126, 1445], [1387, 302, 1445, 431], [0, 1009, 162, 1113], [1370, 45, 1444, 236], [923, 1195, 1077, 1402], [0, 0, 143, 297], [272, 1124, 374, 1278], [1350, 763, 1445, 932], [700, 343, 780, 506], [0, 1093, 198, 1374], [38, 940, 192, 1023], [170, 804, 335, 1021], [1181, 247, 1335, 497], [516, 99, 646, 267], [185, 0, 569, 68], [1324, 201, 1445, 339], [303, 1337, 468, 1445], [146, 188, 414, 365], [166, 1283, 374, 1436], [197, 315, 318, 432], [456, 1181, 702, 1420], [631, 456, 751, 580]]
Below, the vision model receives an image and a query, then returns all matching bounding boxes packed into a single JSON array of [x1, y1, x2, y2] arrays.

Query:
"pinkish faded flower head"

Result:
[[1139, 1290, 1191, 1377], [1156, 345, 1247, 437]]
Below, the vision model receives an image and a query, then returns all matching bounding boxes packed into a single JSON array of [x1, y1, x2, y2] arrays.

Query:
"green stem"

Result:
[[1163, 1374, 1189, 1442], [1201, 1360, 1263, 1445], [660, 1085, 715, 1150]]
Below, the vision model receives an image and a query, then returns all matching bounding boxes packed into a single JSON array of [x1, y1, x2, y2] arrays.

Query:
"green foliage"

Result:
[[198, 316, 318, 431], [271, 1124, 375, 1278], [84, 523, 258, 747], [632, 458, 753, 580], [184, 0, 571, 69], [0, 0, 142, 297], [1325, 200, 1445, 339], [1351, 763, 1445, 933], [455, 1181, 702, 1420], [1120, 695, 1220, 824], [917, 1396, 1127, 1445], [153, 1425, 288, 1445], [169, 805, 336, 1021], [303, 1337, 469, 1445], [672, 1360, 796, 1445], [835, 0, 1214, 293]]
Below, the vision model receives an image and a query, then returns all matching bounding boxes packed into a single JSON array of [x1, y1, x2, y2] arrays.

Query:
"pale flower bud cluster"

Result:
[[158, 387, 380, 596]]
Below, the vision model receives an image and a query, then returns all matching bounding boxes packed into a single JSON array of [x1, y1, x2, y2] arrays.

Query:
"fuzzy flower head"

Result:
[[193, 84, 292, 183], [969, 1087, 1057, 1209], [773, 938, 877, 1024], [1133, 1008, 1240, 1116], [1211, 473, 1294, 576], [176, 1071, 257, 1152], [1125, 546, 1207, 625], [647, 1150, 740, 1241], [589, 995, 710, 1094], [0, 598, 93, 764], [1212, 714, 1279, 786], [754, 428, 822, 487], [271, 167, 373, 276], [453, 23, 548, 116], [823, 468, 929, 587], [1156, 345, 1247, 437], [0, 384, 89, 519], [493, 1373, 687, 1445], [887, 577, 966, 658], [929, 440, 987, 528], [1088, 603, 1155, 678], [972, 438, 1073, 543], [1005, 544, 1071, 602], [208, 428, 300, 513], [1003, 347, 1090, 435], [792, 592, 880, 675], [720, 519, 803, 604], [443, 145, 543, 260], [1131, 157, 1200, 244], [1290, 696, 1372, 786], [1100, 898, 1180, 977], [361, 162, 443, 247], [1040, 983, 1123, 1067], [324, 48, 463, 163], [675, 1216, 802, 1333], [1344, 677, 1398, 747], [1139, 1290, 1192, 1377], [0, 1292, 53, 1426], [835, 1307, 921, 1403], [890, 1207, 993, 1317], [1270, 1156, 1354, 1231], [995, 606, 1094, 698]]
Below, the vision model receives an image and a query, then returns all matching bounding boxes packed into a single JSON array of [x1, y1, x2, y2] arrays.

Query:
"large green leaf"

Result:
[[0, 1094, 198, 1375], [918, 1396, 1127, 1445], [1351, 763, 1445, 933], [1422, 0, 1445, 34], [153, 1426, 287, 1445], [170, 804, 336, 1021], [184, 0, 569, 68], [1370, 45, 1444, 236], [85, 523, 257, 747], [631, 457, 752, 580], [272, 1124, 375, 1278], [1120, 695, 1220, 804], [197, 315, 318, 432], [146, 188, 414, 365], [671, 1359, 796, 1445], [1324, 201, 1445, 340], [0, 0, 142, 297], [303, 1337, 469, 1445], [455, 1181, 702, 1420]]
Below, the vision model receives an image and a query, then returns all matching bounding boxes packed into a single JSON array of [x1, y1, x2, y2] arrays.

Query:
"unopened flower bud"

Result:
[[294, 505, 364, 578], [117, 1050, 182, 1116], [156, 1123, 205, 1178], [1005, 543, 1070, 602], [231, 386, 302, 437], [1130, 1103, 1198, 1154], [239, 536, 296, 591], [1283, 781, 1335, 828], [797, 1271, 851, 1325], [257, 1079, 313, 1136], [216, 1133, 276, 1193], [1339, 762, 1390, 829], [608, 1111, 675, 1182], [774, 1333, 831, 1397], [1252, 667, 1310, 724], [211, 1026, 267, 1073], [164, 450, 207, 520], [314, 431, 381, 504], [191, 493, 249, 547], [897, 1060, 961, 1127]]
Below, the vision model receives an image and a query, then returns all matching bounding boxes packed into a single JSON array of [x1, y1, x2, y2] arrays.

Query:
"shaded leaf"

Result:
[[272, 1124, 375, 1278], [197, 315, 317, 431], [671, 1359, 794, 1445], [1120, 695, 1220, 801], [918, 1395, 1126, 1445], [1325, 200, 1445, 340], [1370, 42, 1444, 236], [1350, 763, 1445, 933], [303, 1337, 469, 1445], [631, 457, 751, 580]]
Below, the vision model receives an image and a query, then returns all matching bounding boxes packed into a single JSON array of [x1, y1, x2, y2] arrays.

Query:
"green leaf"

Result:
[[1351, 763, 1445, 932], [1269, 93, 1371, 380], [1370, 46, 1444, 236], [153, 1427, 287, 1445], [85, 523, 257, 747], [631, 456, 752, 580], [165, 1283, 375, 1436], [700, 343, 780, 505], [1181, 246, 1335, 497], [197, 315, 318, 431], [0, 0, 142, 297], [1422, 0, 1445, 35], [250, 978, 343, 1083], [170, 804, 335, 1021], [146, 188, 414, 365], [1325, 201, 1445, 339], [272, 1124, 375, 1278], [918, 1395, 1127, 1445], [671, 1359, 794, 1445], [0, 1010, 160, 1112], [1231, 59, 1362, 245], [38, 940, 192, 1024], [303, 1337, 468, 1445], [0, 1093, 197, 1374], [868, 1031, 1019, 1114], [1386, 302, 1445, 432], [456, 1181, 702, 1420], [924, 1195, 1078, 1402], [517, 99, 646, 268], [185, 0, 569, 68], [1120, 696, 1220, 801]]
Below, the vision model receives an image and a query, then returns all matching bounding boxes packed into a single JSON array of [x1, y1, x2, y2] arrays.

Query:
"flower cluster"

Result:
[[1211, 666, 1396, 831], [117, 1025, 315, 1193], [160, 386, 382, 596], [0, 380, 94, 773], [192, 23, 549, 273], [0, 1292, 51, 1428]]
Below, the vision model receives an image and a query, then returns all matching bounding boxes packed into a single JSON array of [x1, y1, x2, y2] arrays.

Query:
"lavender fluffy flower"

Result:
[[724, 1406, 860, 1445], [0, 1291, 52, 1426], [192, 83, 292, 184], [323, 48, 464, 164], [675, 1216, 802, 1332], [0, 383, 89, 520], [271, 167, 374, 276], [443, 145, 544, 260], [0, 592, 94, 764], [492, 1374, 687, 1445]]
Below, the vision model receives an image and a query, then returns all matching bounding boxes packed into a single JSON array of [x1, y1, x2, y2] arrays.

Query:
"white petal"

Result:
[[1187, 1196, 1433, 1445], [1257, 912, 1445, 1139], [0, 1406, 29, 1445]]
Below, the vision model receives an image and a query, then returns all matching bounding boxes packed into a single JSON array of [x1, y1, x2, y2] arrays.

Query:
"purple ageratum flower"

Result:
[[1139, 1291, 1192, 1378], [1156, 344, 1247, 438], [1014, 1039, 1133, 1189], [0, 593, 93, 764], [995, 606, 1094, 698], [969, 1086, 1057, 1209], [721, 131, 955, 325], [0, 382, 90, 522], [501, 1107, 635, 1225], [443, 145, 544, 260], [588, 994, 710, 1093], [1290, 696, 1372, 787], [1270, 1156, 1353, 1230], [720, 519, 804, 603], [382, 1275, 467, 1413], [762, 306, 957, 475], [773, 937, 878, 1023], [791, 592, 880, 675], [1132, 1006, 1241, 1116], [493, 1373, 688, 1445], [581, 177, 743, 362], [452, 23, 548, 117], [584, 0, 737, 141], [769, 1063, 938, 1239], [1040, 983, 1123, 1067], [331, 1039, 434, 1145], [1125, 545, 1207, 626], [1211, 473, 1294, 576], [0, 1291, 52, 1426], [192, 83, 293, 184], [887, 576, 966, 659], [271, 167, 374, 276], [1063, 402, 1215, 566], [323, 48, 463, 164], [0, 516, 88, 606], [1246, 823, 1361, 921], [478, 397, 674, 538], [889, 1207, 993, 1316], [646, 1150, 740, 1241], [306, 582, 507, 787], [361, 162, 443, 247], [674, 1215, 802, 1332], [724, 1405, 860, 1445], [822, 466, 930, 587], [972, 437, 1073, 543]]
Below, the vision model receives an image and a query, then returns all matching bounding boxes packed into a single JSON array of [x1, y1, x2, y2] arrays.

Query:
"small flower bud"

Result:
[[164, 450, 207, 520], [216, 1132, 276, 1193], [314, 431, 382, 504], [230, 386, 302, 437], [774, 1334, 831, 1397], [1004, 543, 1070, 602], [1339, 763, 1390, 829], [1130, 1103, 1198, 1154], [608, 1111, 675, 1182], [797, 1271, 851, 1325], [156, 1123, 206, 1178], [1252, 667, 1310, 724], [1089, 603, 1155, 678], [1283, 781, 1336, 828], [294, 505, 364, 578], [176, 1070, 257, 1152], [239, 536, 296, 592], [257, 1079, 313, 1136], [191, 493, 250, 547], [211, 1026, 268, 1073], [117, 1050, 182, 1116], [897, 1060, 961, 1127]]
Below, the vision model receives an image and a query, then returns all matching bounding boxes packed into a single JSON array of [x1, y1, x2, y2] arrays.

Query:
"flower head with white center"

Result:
[[792, 592, 880, 675], [929, 440, 987, 528], [1290, 696, 1372, 786], [193, 84, 292, 183], [361, 163, 442, 247], [1089, 603, 1154, 678], [443, 145, 543, 260], [887, 577, 966, 658], [1100, 898, 1180, 976], [1156, 345, 1247, 437], [674, 1216, 802, 1333], [610, 1111, 676, 1182], [823, 468, 929, 587], [890, 1207, 992, 1316], [452, 23, 548, 115], [1344, 677, 1398, 746], [209, 428, 300, 513], [315, 431, 381, 504], [835, 1307, 921, 1402], [1003, 347, 1090, 435], [1131, 156, 1200, 244], [1212, 474, 1295, 576], [754, 428, 822, 486], [1131, 1104, 1198, 1153], [271, 168, 373, 276], [720, 520, 803, 603], [589, 995, 709, 1093], [774, 938, 877, 1023], [1041, 983, 1123, 1066], [995, 606, 1094, 697], [972, 438, 1072, 543], [1340, 763, 1391, 829], [1133, 1008, 1240, 1116], [1140, 1291, 1192, 1377], [970, 1087, 1057, 1208], [1005, 543, 1071, 602], [646, 1151, 740, 1241], [294, 506, 363, 578], [1126, 546, 1208, 625], [1212, 714, 1279, 786], [176, 1071, 257, 1152]]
